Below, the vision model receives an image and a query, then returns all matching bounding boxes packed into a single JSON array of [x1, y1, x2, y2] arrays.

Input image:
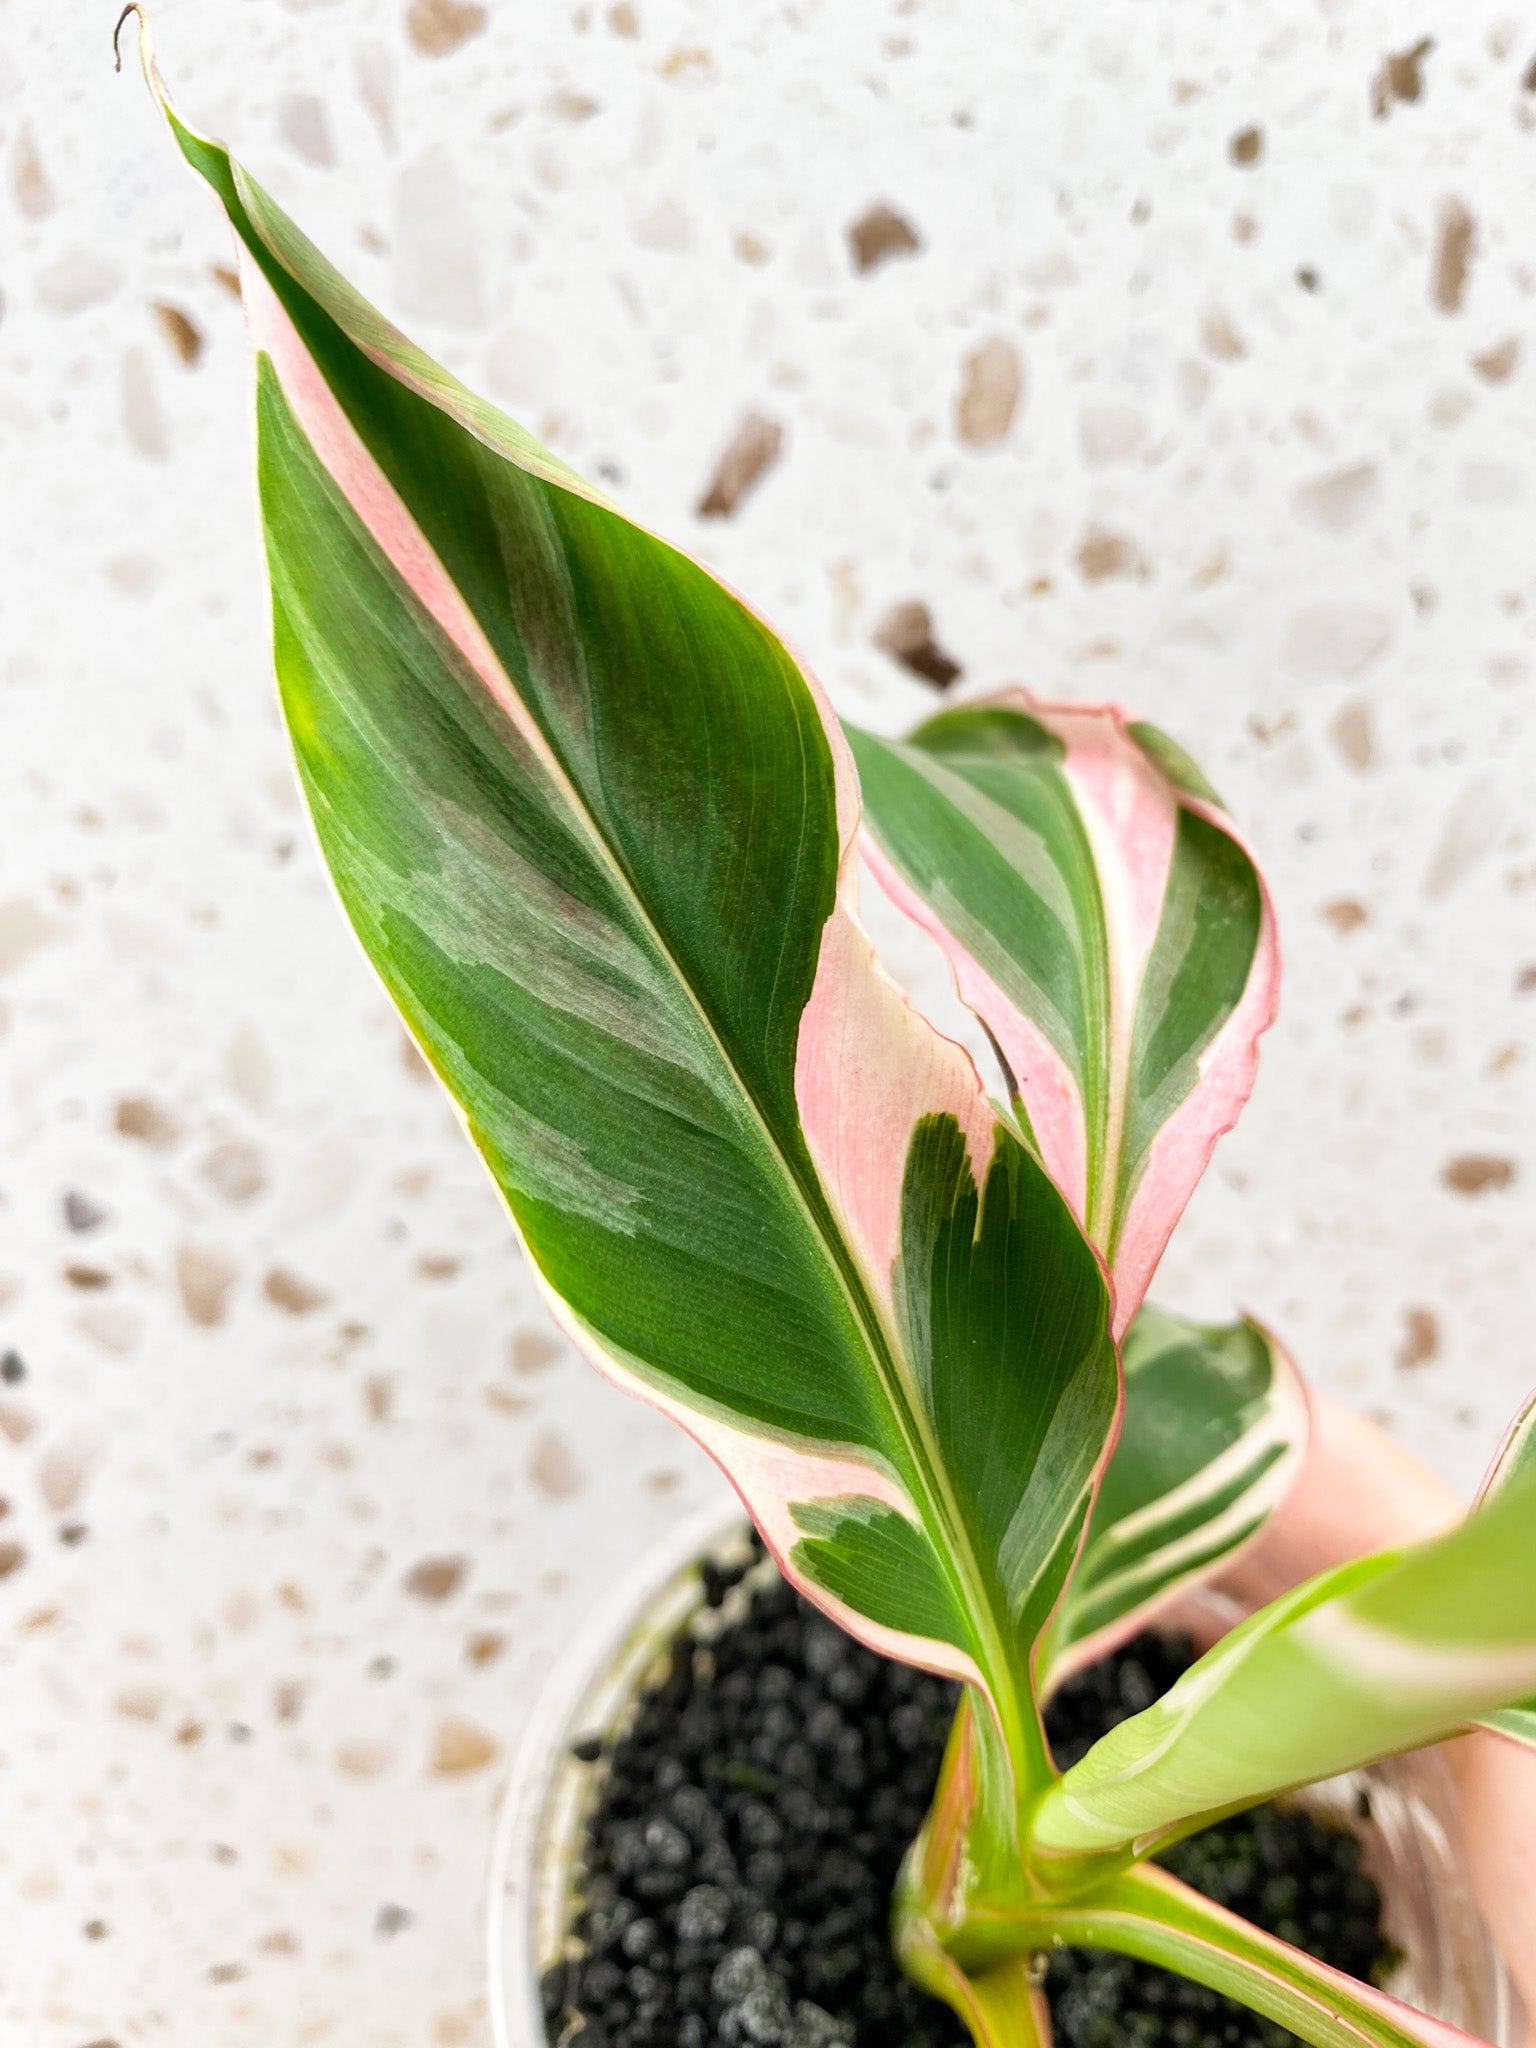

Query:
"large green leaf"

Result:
[[137, 31, 1119, 1782], [1039, 1307, 1309, 1692], [850, 703, 1278, 1337], [1029, 1458, 1536, 1859]]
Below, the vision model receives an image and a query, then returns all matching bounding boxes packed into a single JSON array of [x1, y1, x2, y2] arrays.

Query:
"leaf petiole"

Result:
[[915, 1859, 1470, 2048]]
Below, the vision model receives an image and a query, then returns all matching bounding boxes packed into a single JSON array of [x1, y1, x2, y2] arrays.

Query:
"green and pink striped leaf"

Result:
[[140, 38, 1119, 1759], [1472, 1389, 1536, 1752], [1039, 1307, 1310, 1693], [1029, 1454, 1536, 1860], [849, 703, 1278, 1336]]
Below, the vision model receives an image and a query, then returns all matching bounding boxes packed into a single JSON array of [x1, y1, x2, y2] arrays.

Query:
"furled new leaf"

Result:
[[1472, 1388, 1536, 1752], [850, 702, 1279, 1335], [1029, 1457, 1536, 1859], [138, 33, 1120, 1777], [1039, 1307, 1309, 1692]]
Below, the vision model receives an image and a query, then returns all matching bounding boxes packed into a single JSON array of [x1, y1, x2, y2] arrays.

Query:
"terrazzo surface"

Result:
[[4, 1, 1536, 2041]]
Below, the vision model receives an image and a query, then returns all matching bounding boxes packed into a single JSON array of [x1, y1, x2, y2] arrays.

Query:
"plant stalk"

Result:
[[918, 1860, 1449, 2048]]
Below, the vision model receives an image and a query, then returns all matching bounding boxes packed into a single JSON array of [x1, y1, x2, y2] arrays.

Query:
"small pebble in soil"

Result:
[[545, 1544, 1390, 2048]]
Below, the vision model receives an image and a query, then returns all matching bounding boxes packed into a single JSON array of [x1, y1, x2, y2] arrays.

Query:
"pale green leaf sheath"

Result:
[[1039, 1307, 1310, 1690], [1010, 1864, 1488, 2048], [138, 39, 1119, 1794], [1471, 1387, 1536, 1750], [850, 704, 1279, 1338]]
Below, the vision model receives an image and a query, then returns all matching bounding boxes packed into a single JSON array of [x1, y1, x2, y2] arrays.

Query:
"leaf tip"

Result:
[[116, 4, 182, 137], [113, 3, 144, 76]]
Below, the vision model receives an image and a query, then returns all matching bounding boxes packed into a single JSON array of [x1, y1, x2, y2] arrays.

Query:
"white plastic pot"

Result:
[[486, 1467, 1527, 2047], [489, 1500, 750, 2048]]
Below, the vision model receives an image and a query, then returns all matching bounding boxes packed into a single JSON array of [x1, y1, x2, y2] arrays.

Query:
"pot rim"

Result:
[[487, 1494, 746, 2048]]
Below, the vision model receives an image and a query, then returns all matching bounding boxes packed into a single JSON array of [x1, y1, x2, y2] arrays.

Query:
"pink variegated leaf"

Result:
[[1038, 1306, 1310, 1694], [849, 700, 1279, 1336], [135, 26, 1119, 1769]]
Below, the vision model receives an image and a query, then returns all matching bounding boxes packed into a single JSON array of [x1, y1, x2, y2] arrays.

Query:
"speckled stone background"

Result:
[[5, 1, 1536, 2042]]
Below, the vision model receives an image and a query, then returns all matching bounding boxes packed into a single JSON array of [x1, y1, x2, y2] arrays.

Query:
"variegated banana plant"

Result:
[[128, 20, 1536, 2048]]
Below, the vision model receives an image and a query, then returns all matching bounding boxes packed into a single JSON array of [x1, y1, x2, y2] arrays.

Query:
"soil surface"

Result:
[[542, 1548, 1390, 2048]]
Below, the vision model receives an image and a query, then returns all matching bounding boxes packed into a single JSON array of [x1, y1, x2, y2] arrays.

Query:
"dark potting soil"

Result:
[[542, 1546, 1390, 2048]]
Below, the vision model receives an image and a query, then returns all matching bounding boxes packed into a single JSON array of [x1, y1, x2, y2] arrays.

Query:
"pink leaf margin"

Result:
[[1110, 1865, 1497, 2048], [859, 689, 1280, 1337], [163, 71, 1058, 1699], [237, 211, 997, 1691], [1474, 1385, 1536, 1509]]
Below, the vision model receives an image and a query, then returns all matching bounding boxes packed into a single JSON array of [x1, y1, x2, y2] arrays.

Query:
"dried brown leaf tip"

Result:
[[1441, 1154, 1517, 1196], [406, 0, 488, 57], [697, 412, 784, 519], [1431, 199, 1476, 315], [872, 602, 961, 689], [1228, 126, 1263, 167], [1371, 38, 1433, 119], [955, 338, 1024, 450], [847, 203, 921, 275], [1396, 1307, 1440, 1369]]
